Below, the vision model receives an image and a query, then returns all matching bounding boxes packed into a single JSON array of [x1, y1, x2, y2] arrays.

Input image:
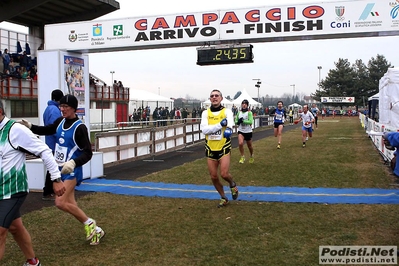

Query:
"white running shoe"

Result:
[[90, 228, 105, 246], [84, 220, 97, 241]]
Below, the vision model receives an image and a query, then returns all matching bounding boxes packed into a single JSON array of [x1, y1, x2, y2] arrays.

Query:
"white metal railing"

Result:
[[359, 113, 396, 162], [94, 115, 275, 166]]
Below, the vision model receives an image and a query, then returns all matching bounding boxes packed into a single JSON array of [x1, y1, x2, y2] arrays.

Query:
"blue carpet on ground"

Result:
[[75, 179, 399, 204]]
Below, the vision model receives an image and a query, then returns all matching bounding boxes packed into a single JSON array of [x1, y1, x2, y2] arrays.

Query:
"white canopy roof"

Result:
[[231, 88, 262, 107], [202, 97, 233, 109], [288, 103, 302, 109], [368, 92, 379, 101], [129, 89, 174, 113], [130, 89, 173, 102], [379, 67, 399, 127]]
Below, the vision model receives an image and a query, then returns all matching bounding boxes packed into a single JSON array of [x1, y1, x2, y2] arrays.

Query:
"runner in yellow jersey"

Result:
[[200, 89, 239, 207]]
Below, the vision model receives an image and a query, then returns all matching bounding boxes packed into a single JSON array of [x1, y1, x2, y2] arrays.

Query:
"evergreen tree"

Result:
[[367, 54, 393, 96], [352, 59, 369, 107], [313, 55, 393, 108], [319, 58, 355, 108]]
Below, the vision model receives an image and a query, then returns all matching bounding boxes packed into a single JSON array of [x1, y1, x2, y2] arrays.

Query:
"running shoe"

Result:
[[84, 220, 97, 241], [23, 258, 41, 266], [302, 143, 306, 148], [90, 228, 105, 246], [277, 144, 281, 149], [239, 156, 245, 164], [42, 194, 55, 201], [306, 137, 309, 141], [218, 197, 229, 208], [230, 184, 239, 200], [249, 157, 254, 164]]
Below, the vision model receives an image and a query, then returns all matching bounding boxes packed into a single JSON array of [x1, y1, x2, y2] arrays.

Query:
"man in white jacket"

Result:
[[0, 101, 65, 266]]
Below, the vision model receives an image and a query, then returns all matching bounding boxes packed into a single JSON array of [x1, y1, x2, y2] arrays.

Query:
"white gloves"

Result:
[[61, 160, 76, 174], [18, 119, 32, 129]]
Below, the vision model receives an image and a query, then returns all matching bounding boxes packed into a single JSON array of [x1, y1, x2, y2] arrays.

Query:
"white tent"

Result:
[[231, 88, 262, 108], [379, 67, 399, 127], [202, 97, 233, 109], [288, 103, 302, 109], [368, 93, 379, 101], [129, 89, 174, 114]]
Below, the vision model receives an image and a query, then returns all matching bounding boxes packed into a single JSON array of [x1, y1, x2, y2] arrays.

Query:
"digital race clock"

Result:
[[196, 44, 253, 66]]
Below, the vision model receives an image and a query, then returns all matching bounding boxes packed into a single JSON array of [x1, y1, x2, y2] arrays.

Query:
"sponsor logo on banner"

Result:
[[335, 6, 345, 20], [68, 30, 77, 42], [113, 25, 123, 36], [93, 24, 102, 36], [355, 3, 382, 28], [68, 30, 89, 43], [330, 6, 351, 29], [91, 25, 104, 46], [390, 0, 399, 28], [359, 3, 379, 20], [106, 25, 131, 41]]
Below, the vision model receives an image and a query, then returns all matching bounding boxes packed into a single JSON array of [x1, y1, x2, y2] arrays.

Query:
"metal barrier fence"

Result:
[[94, 115, 275, 167], [359, 113, 396, 163]]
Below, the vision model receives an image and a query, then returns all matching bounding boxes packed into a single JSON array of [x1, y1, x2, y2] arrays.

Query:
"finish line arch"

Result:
[[38, 0, 398, 126], [44, 0, 398, 52]]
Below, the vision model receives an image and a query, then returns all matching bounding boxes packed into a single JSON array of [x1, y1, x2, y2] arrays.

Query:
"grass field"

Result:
[[3, 117, 399, 266]]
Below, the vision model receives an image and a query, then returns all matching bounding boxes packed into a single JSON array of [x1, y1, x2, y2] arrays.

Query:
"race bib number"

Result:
[[54, 144, 68, 164], [208, 130, 222, 140], [276, 114, 283, 120]]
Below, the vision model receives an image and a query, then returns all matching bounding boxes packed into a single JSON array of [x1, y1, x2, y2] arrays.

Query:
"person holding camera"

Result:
[[201, 89, 239, 208]]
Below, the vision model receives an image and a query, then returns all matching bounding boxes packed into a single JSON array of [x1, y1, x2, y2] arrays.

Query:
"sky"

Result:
[[1, 0, 398, 101]]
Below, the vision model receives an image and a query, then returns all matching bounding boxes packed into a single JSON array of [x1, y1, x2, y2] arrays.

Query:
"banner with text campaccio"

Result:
[[44, 0, 399, 53]]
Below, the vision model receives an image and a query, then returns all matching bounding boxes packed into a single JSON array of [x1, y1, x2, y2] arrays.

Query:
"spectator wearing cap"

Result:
[[42, 89, 64, 200], [19, 95, 105, 246]]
